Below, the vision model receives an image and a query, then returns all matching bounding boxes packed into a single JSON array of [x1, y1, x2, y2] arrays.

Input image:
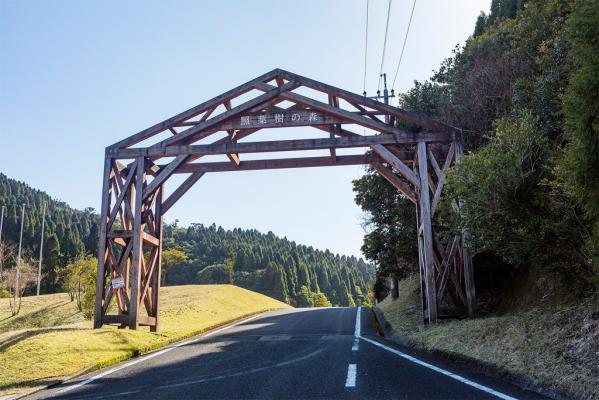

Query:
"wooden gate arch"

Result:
[[93, 68, 475, 331]]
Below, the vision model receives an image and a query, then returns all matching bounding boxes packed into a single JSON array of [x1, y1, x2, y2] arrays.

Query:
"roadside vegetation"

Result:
[[378, 273, 599, 399], [0, 285, 289, 396]]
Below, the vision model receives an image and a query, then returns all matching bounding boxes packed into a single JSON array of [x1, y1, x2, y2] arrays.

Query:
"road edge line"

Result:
[[358, 335, 519, 400]]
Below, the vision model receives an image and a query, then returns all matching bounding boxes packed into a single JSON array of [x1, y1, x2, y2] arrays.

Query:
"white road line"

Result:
[[359, 335, 519, 400], [345, 364, 357, 387], [351, 338, 359, 351], [354, 306, 361, 337], [54, 313, 266, 395]]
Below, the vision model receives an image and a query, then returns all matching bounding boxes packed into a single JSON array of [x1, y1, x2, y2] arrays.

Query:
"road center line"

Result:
[[352, 338, 359, 351], [345, 364, 357, 387], [354, 306, 361, 338], [358, 335, 518, 400], [55, 313, 266, 395]]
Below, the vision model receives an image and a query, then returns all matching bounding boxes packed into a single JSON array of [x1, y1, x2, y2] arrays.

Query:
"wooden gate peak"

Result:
[[94, 68, 475, 330]]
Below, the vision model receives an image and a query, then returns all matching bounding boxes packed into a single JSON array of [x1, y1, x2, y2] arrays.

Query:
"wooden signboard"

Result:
[[217, 109, 345, 130]]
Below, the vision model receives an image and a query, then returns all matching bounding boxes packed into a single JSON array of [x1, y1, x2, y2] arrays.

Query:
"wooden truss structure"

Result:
[[94, 69, 475, 330]]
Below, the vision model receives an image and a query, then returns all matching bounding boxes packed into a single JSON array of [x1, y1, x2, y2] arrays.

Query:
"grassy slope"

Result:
[[0, 285, 290, 396], [378, 276, 599, 400]]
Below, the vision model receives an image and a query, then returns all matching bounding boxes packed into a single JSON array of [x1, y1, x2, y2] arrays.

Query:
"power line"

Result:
[[391, 0, 417, 91], [363, 0, 370, 95], [377, 0, 393, 91]]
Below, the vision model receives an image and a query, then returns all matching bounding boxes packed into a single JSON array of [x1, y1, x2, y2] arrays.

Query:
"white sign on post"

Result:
[[111, 276, 125, 290]]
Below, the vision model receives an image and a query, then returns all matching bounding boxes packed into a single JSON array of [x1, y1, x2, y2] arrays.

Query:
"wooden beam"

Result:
[[371, 145, 421, 188], [107, 163, 137, 229], [417, 141, 438, 323], [138, 315, 157, 326], [455, 138, 476, 317], [142, 155, 188, 202], [436, 235, 460, 298], [108, 69, 281, 150], [214, 109, 346, 131], [161, 172, 206, 215], [104, 314, 129, 325], [275, 68, 457, 133], [154, 81, 300, 148], [329, 125, 336, 161], [370, 162, 417, 204], [227, 153, 241, 166], [110, 134, 440, 158], [175, 154, 380, 173], [151, 188, 163, 331], [93, 157, 113, 329], [142, 231, 160, 247], [347, 100, 384, 123], [255, 82, 452, 142], [128, 157, 145, 330]]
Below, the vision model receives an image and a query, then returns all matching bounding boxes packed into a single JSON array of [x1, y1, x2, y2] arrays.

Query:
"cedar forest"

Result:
[[0, 173, 373, 307]]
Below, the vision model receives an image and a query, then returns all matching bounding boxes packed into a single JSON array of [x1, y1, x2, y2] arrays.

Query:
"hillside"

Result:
[[0, 173, 374, 305], [162, 224, 373, 307], [0, 285, 290, 396], [0, 173, 98, 293], [354, 0, 598, 308]]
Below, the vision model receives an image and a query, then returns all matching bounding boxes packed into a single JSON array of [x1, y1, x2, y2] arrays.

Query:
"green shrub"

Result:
[[446, 113, 587, 274], [313, 292, 331, 307], [197, 263, 234, 284]]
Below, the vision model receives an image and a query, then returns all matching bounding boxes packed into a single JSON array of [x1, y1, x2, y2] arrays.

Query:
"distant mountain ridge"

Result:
[[0, 173, 374, 304]]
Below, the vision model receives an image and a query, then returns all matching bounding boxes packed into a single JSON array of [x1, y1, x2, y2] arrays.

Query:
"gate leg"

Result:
[[150, 187, 163, 332], [128, 157, 145, 330], [93, 157, 113, 329], [417, 142, 438, 323], [415, 202, 428, 324], [455, 139, 476, 317]]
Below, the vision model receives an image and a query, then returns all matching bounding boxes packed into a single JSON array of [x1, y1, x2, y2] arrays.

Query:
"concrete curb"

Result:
[[370, 307, 580, 400]]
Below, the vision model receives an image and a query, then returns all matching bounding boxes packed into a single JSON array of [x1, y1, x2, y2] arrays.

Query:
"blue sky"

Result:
[[0, 0, 488, 258]]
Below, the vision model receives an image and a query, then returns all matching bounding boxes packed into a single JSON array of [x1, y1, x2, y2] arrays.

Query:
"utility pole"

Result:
[[366, 73, 395, 123], [37, 202, 46, 296], [17, 204, 25, 296], [0, 205, 5, 278]]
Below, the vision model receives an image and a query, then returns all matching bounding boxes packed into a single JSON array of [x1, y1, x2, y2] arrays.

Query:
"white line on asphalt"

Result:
[[351, 338, 359, 351], [345, 364, 357, 387], [358, 335, 519, 400], [54, 313, 266, 396], [354, 306, 361, 338]]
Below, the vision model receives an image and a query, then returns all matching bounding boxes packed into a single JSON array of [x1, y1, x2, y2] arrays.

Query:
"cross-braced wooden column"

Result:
[[94, 156, 164, 331], [411, 139, 476, 323]]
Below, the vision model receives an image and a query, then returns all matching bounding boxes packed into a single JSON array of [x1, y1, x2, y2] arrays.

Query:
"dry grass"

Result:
[[0, 285, 290, 396], [378, 277, 599, 400]]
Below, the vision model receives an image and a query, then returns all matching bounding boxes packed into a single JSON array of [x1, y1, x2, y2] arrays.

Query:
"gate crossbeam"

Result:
[[94, 68, 475, 331]]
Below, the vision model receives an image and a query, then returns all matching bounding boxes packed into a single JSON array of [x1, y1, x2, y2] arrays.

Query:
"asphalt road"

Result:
[[32, 308, 546, 400]]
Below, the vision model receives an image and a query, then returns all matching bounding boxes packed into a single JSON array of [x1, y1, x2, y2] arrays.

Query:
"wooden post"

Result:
[[454, 139, 476, 317], [128, 157, 145, 330], [94, 157, 112, 328], [414, 199, 428, 324], [417, 141, 438, 323], [151, 187, 164, 332]]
